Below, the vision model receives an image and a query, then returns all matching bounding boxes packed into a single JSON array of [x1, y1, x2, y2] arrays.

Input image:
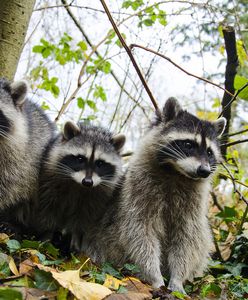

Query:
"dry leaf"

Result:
[[9, 256, 19, 276], [51, 269, 112, 300], [105, 292, 151, 300], [122, 277, 151, 295], [0, 233, 9, 243], [19, 259, 35, 275], [104, 274, 125, 290]]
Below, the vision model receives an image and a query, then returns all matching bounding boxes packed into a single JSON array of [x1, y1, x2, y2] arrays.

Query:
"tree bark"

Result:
[[220, 26, 239, 157], [0, 0, 35, 80]]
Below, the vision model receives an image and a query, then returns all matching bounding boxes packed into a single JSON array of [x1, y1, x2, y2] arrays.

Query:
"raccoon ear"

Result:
[[162, 97, 182, 122], [10, 80, 28, 107], [112, 134, 126, 152], [63, 121, 80, 140], [213, 117, 226, 136]]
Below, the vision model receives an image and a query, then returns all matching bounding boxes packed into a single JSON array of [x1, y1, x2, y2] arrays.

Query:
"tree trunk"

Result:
[[0, 0, 35, 80]]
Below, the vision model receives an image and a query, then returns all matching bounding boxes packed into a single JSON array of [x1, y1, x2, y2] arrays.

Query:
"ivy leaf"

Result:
[[0, 288, 23, 300], [34, 269, 58, 291], [7, 240, 21, 253]]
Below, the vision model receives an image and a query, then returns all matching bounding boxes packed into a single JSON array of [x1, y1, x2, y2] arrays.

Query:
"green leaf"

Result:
[[57, 287, 69, 300], [41, 241, 59, 258], [142, 19, 154, 26], [115, 33, 127, 48], [32, 45, 45, 53], [171, 291, 186, 299], [234, 75, 248, 101], [0, 288, 22, 300], [101, 61, 111, 74], [21, 240, 40, 249], [41, 101, 50, 110], [77, 41, 87, 51], [216, 206, 238, 222], [7, 276, 35, 288], [123, 263, 140, 273], [201, 283, 221, 297], [102, 263, 123, 279], [0, 254, 11, 278], [77, 97, 85, 110], [34, 269, 58, 291], [87, 100, 97, 111], [7, 240, 21, 253], [51, 85, 60, 98], [93, 85, 107, 101]]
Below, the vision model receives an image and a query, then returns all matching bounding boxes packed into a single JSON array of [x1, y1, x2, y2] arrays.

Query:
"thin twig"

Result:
[[211, 191, 223, 211], [100, 0, 159, 112], [224, 138, 248, 148], [218, 82, 248, 118], [221, 163, 248, 205], [59, 0, 149, 121], [130, 43, 234, 97], [226, 128, 248, 137]]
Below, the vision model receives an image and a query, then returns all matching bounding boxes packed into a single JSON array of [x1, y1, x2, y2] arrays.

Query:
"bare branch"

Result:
[[130, 43, 234, 97], [218, 82, 248, 118], [100, 0, 159, 112], [223, 138, 248, 148]]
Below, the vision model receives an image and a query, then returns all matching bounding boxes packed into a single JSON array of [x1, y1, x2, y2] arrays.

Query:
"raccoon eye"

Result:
[[183, 140, 193, 149], [207, 148, 213, 157], [77, 155, 86, 162], [95, 160, 105, 168]]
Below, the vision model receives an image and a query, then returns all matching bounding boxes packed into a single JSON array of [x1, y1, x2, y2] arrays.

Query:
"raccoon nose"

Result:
[[82, 177, 93, 187], [197, 165, 211, 178]]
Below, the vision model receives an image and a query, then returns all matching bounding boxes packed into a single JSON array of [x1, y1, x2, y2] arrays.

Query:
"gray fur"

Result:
[[35, 122, 125, 248], [0, 78, 56, 224], [85, 97, 226, 294]]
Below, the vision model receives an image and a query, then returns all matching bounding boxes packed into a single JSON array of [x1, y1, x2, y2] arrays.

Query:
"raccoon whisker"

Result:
[[172, 143, 187, 159], [0, 130, 20, 145], [159, 145, 185, 160], [158, 149, 181, 160], [156, 143, 185, 160], [100, 182, 116, 189]]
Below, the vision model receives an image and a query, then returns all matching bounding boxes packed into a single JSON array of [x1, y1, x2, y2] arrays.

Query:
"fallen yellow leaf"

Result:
[[52, 269, 112, 300], [9, 256, 19, 276], [104, 274, 126, 290], [0, 233, 9, 244]]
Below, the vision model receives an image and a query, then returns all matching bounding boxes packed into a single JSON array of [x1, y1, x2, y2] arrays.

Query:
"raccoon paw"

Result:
[[168, 279, 186, 295]]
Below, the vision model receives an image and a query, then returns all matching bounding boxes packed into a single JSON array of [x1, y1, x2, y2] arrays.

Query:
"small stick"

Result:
[[100, 0, 159, 113], [130, 43, 234, 97]]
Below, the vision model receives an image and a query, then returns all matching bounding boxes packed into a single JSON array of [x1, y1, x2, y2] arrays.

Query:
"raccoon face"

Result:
[[49, 122, 125, 188], [156, 98, 226, 180], [0, 79, 27, 139]]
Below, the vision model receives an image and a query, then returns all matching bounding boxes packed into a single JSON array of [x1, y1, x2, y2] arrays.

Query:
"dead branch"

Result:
[[220, 26, 239, 157], [100, 0, 159, 112], [130, 43, 234, 97]]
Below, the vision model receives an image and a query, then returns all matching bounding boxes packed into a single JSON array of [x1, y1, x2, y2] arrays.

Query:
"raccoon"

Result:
[[86, 97, 226, 294], [0, 78, 56, 224], [36, 121, 125, 249]]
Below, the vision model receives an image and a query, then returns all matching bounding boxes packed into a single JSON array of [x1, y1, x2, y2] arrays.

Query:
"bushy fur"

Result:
[[35, 122, 125, 248], [0, 78, 56, 224], [85, 98, 226, 294]]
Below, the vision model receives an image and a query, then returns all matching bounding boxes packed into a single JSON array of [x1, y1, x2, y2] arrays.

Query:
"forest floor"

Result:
[[0, 226, 247, 300]]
